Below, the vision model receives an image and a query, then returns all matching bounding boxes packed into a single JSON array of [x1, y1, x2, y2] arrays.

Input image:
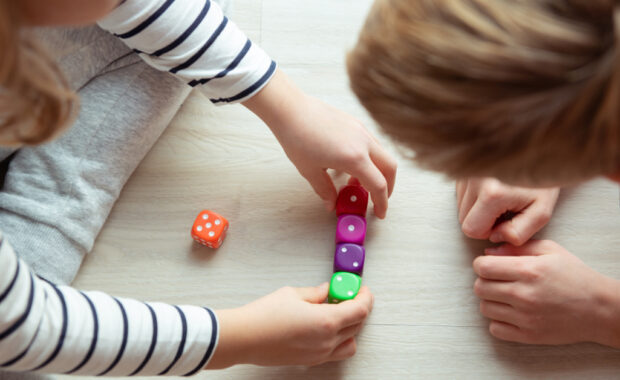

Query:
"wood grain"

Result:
[[56, 0, 620, 378]]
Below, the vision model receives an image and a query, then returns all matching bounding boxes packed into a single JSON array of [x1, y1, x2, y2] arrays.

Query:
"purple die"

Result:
[[335, 214, 366, 245], [334, 243, 365, 275]]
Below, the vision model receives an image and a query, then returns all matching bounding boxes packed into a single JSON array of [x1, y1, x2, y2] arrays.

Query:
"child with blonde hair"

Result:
[[348, 0, 620, 347], [0, 0, 397, 376]]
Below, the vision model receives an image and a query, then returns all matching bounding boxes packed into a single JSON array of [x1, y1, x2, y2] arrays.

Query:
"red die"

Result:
[[191, 210, 229, 248], [336, 185, 369, 217]]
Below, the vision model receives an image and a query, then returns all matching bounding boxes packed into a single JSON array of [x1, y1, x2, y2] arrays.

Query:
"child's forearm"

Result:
[[242, 68, 305, 137], [0, 235, 218, 376], [596, 277, 620, 348], [206, 308, 250, 369]]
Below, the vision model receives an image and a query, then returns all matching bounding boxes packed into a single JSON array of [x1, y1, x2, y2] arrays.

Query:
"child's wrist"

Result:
[[592, 277, 620, 348], [242, 69, 306, 134], [206, 308, 253, 369]]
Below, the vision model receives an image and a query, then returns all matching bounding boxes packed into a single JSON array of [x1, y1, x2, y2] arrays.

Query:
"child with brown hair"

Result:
[[348, 0, 620, 347]]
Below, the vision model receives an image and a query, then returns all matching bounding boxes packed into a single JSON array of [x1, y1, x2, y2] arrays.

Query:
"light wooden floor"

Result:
[[59, 0, 620, 379]]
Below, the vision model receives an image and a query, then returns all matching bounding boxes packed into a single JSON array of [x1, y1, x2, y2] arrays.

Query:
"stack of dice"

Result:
[[328, 184, 369, 304]]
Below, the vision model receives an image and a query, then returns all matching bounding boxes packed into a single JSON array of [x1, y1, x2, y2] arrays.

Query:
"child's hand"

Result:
[[207, 283, 374, 369], [456, 178, 559, 245], [243, 69, 397, 219], [473, 240, 620, 347]]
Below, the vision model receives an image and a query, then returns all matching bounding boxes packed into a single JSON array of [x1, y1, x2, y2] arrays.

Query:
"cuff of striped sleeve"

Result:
[[97, 0, 277, 106], [0, 233, 219, 376]]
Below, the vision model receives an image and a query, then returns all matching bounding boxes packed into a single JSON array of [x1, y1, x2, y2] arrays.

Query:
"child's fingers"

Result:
[[301, 169, 338, 211], [491, 201, 552, 246], [479, 300, 520, 326], [462, 193, 520, 239], [295, 283, 329, 304], [455, 180, 467, 209], [337, 322, 364, 342], [351, 159, 389, 219], [327, 337, 357, 362], [484, 240, 559, 257], [332, 286, 373, 327], [347, 177, 361, 186], [488, 320, 525, 343], [369, 142, 397, 197], [458, 185, 476, 225], [473, 277, 518, 304], [473, 256, 524, 281]]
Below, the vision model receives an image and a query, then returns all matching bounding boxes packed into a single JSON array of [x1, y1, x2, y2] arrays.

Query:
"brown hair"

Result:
[[348, 0, 620, 186], [0, 0, 76, 146]]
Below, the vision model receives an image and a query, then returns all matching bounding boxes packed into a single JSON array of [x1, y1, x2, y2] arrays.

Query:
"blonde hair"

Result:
[[348, 0, 620, 186], [0, 0, 76, 146]]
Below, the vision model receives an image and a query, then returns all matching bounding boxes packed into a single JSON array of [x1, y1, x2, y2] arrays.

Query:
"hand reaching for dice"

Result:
[[206, 283, 374, 368], [243, 69, 397, 219]]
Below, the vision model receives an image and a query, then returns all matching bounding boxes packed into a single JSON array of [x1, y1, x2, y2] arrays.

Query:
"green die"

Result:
[[328, 272, 362, 304]]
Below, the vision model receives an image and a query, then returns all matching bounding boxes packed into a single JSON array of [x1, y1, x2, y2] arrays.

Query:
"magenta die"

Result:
[[335, 214, 366, 245], [334, 243, 365, 275]]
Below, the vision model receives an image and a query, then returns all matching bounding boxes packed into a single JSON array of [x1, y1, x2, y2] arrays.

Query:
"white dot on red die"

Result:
[[196, 225, 203, 232], [206, 223, 212, 228], [347, 225, 355, 232], [341, 247, 347, 253], [202, 214, 209, 220], [208, 231, 215, 237], [350, 195, 357, 202], [353, 261, 359, 267], [215, 219, 221, 225]]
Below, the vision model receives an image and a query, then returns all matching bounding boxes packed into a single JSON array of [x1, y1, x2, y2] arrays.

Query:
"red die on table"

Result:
[[191, 210, 229, 248], [336, 184, 369, 217]]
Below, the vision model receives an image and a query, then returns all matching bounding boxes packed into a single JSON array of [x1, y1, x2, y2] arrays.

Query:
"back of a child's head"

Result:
[[0, 1, 75, 146], [348, 0, 619, 186]]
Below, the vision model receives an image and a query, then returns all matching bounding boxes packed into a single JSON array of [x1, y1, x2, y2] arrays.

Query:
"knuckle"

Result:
[[488, 322, 502, 338], [355, 304, 369, 320], [347, 341, 358, 358], [473, 278, 484, 297], [479, 301, 489, 316], [319, 318, 337, 334], [515, 288, 537, 308], [461, 222, 483, 239], [343, 149, 367, 167], [475, 260, 492, 278], [536, 209, 553, 225], [479, 183, 504, 204]]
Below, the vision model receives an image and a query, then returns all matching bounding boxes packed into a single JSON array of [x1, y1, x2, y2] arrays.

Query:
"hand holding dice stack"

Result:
[[328, 184, 369, 304]]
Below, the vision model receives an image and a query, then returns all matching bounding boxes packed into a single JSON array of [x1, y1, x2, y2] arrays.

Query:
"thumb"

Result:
[[295, 282, 329, 304]]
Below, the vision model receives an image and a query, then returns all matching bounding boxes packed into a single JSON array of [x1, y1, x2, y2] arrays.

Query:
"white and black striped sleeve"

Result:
[[0, 233, 219, 376], [97, 0, 277, 105]]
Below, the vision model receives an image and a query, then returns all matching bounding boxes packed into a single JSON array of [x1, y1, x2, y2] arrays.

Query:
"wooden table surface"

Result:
[[58, 0, 620, 378]]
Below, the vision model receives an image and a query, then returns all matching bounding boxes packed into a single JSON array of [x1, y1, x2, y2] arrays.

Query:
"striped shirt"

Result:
[[0, 233, 218, 376], [98, 0, 277, 104]]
